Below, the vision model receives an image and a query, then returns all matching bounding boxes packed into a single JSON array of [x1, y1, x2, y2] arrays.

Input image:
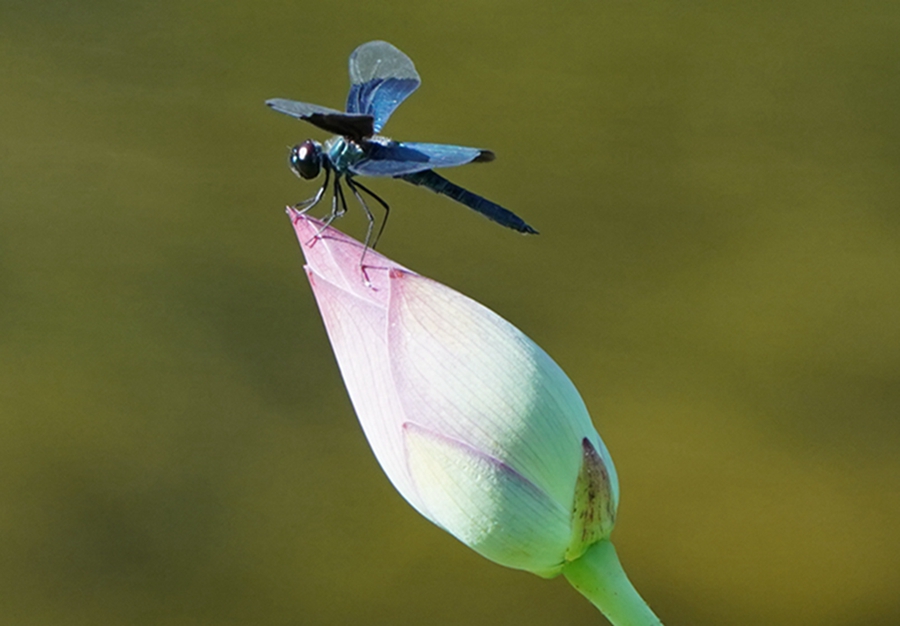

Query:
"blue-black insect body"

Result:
[[267, 40, 537, 251]]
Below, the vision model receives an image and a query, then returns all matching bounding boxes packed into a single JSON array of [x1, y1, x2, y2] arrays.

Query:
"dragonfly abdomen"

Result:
[[399, 170, 537, 235]]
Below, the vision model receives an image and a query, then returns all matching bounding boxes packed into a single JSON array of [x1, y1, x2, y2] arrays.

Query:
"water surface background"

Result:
[[2, 1, 899, 624]]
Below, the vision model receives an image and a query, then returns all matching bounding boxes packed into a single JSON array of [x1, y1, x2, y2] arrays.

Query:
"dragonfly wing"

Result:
[[350, 141, 494, 177], [266, 98, 374, 140], [346, 41, 421, 133]]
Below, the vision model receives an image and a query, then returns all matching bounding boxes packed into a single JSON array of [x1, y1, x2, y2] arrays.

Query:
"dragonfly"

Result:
[[266, 40, 537, 255]]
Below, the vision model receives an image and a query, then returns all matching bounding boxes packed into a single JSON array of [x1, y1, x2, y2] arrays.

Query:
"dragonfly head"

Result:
[[289, 140, 324, 180]]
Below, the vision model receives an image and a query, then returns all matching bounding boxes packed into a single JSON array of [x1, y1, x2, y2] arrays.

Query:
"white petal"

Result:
[[387, 271, 615, 510]]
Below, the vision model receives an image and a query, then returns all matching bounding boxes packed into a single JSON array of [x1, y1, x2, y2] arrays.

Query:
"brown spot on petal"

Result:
[[565, 438, 616, 562]]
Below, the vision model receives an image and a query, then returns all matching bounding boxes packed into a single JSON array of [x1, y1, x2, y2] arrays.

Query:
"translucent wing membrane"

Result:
[[346, 41, 421, 132], [349, 142, 493, 177], [266, 98, 375, 140]]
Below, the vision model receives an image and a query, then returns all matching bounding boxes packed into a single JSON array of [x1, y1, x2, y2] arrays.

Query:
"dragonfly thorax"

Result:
[[323, 136, 366, 175]]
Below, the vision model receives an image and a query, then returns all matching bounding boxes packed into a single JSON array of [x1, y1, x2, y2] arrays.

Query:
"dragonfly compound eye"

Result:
[[289, 140, 322, 180]]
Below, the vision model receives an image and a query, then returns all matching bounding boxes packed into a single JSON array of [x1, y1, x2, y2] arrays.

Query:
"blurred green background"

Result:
[[2, 1, 898, 624]]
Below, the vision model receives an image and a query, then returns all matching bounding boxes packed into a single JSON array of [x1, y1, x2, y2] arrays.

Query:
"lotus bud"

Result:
[[288, 209, 661, 625]]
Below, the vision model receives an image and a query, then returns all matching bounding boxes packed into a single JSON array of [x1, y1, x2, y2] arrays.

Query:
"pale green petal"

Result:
[[404, 423, 570, 576]]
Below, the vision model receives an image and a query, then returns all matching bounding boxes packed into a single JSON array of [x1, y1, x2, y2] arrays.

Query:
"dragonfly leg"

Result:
[[312, 175, 348, 241], [304, 174, 348, 245], [351, 179, 391, 252], [347, 178, 392, 287], [333, 176, 348, 220], [345, 178, 375, 263], [294, 166, 330, 214], [345, 178, 376, 285]]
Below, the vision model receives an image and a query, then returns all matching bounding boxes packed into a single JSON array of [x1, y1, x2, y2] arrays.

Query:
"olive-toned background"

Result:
[[2, 1, 898, 624]]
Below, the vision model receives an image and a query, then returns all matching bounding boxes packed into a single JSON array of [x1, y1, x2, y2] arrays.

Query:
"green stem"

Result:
[[562, 539, 662, 626]]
